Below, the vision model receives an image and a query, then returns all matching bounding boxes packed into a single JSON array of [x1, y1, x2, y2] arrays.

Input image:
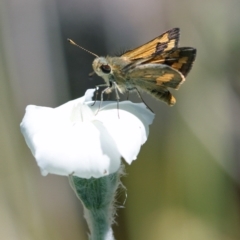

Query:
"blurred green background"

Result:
[[1, 0, 240, 239]]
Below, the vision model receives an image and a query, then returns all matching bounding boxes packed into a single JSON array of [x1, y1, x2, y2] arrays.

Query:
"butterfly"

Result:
[[68, 28, 196, 106]]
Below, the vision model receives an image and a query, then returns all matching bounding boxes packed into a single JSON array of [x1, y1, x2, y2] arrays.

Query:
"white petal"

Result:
[[34, 121, 120, 178], [20, 103, 121, 178], [95, 101, 154, 164], [20, 89, 155, 178]]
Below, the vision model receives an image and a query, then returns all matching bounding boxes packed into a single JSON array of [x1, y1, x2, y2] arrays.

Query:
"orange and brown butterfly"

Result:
[[68, 28, 196, 106]]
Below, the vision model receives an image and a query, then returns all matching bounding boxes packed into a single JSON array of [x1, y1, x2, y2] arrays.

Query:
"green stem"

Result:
[[69, 170, 121, 240], [84, 206, 114, 240]]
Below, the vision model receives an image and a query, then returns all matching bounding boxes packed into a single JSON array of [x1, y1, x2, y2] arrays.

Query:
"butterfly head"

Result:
[[92, 57, 112, 77]]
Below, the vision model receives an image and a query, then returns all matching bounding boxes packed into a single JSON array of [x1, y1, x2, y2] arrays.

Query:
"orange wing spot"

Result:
[[159, 33, 169, 43], [156, 73, 174, 83], [171, 57, 188, 70], [169, 96, 176, 106], [148, 58, 165, 64], [171, 62, 183, 70], [140, 49, 155, 58], [164, 40, 175, 51], [179, 56, 188, 63]]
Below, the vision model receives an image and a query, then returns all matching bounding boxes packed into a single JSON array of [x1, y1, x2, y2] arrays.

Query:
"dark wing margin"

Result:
[[163, 47, 196, 77], [144, 47, 197, 77], [149, 87, 176, 106], [155, 28, 180, 54], [121, 28, 180, 60]]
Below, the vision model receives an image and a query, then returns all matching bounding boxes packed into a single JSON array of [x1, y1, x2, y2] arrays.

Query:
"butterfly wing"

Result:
[[122, 28, 180, 60], [108, 28, 196, 106], [143, 47, 197, 78], [125, 63, 185, 105]]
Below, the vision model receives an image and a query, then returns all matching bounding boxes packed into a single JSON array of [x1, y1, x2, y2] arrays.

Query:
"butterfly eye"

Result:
[[100, 64, 111, 74]]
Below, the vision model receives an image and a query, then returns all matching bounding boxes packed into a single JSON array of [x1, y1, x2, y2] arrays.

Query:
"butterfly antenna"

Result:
[[67, 38, 99, 58]]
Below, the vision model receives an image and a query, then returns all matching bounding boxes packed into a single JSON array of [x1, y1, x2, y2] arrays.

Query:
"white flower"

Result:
[[20, 89, 155, 179]]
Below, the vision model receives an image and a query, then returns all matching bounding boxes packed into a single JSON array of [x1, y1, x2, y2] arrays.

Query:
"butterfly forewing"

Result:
[[122, 28, 180, 60]]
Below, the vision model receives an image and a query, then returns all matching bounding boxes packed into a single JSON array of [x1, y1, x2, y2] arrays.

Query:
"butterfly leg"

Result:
[[94, 84, 112, 115], [126, 90, 130, 100], [92, 85, 111, 105], [128, 87, 154, 113], [92, 82, 121, 118], [91, 86, 99, 106], [112, 82, 120, 118]]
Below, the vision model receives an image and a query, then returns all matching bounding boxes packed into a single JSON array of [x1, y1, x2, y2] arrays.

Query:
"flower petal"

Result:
[[20, 89, 155, 178], [95, 102, 154, 164], [21, 104, 121, 178]]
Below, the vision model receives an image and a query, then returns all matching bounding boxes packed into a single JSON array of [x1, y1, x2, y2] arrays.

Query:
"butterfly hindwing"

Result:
[[125, 63, 185, 105], [164, 47, 197, 77], [143, 47, 197, 77], [149, 87, 176, 106]]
